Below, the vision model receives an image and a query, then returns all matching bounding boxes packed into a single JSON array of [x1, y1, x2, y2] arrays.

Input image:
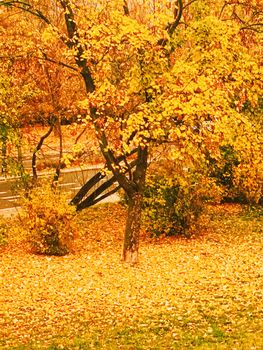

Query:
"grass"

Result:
[[0, 203, 262, 349]]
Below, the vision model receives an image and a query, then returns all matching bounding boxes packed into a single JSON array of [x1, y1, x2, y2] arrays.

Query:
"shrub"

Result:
[[19, 182, 77, 255], [208, 145, 246, 203], [212, 114, 263, 204], [142, 173, 217, 237], [208, 142, 262, 204]]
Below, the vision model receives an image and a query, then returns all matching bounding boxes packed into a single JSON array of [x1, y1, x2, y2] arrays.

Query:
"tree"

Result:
[[0, 65, 38, 177], [0, 0, 184, 263], [0, 0, 262, 263], [0, 6, 85, 182]]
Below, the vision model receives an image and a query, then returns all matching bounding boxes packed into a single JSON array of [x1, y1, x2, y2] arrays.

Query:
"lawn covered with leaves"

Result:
[[0, 204, 262, 349]]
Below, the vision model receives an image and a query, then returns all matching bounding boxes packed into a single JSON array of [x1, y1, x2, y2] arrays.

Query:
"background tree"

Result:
[[0, 5, 85, 182], [0, 64, 39, 177]]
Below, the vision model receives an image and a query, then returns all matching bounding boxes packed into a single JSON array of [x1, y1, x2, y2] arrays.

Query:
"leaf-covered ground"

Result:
[[0, 204, 262, 349]]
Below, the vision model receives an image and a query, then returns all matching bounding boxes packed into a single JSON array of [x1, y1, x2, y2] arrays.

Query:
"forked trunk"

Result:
[[122, 191, 143, 264]]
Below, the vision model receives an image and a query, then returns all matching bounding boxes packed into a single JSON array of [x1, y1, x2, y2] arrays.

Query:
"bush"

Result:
[[208, 145, 247, 203], [142, 173, 216, 237], [19, 183, 77, 255], [208, 143, 262, 204], [211, 145, 240, 188]]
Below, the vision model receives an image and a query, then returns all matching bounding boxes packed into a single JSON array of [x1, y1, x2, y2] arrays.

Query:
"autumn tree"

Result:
[[0, 60, 39, 177], [0, 0, 262, 262], [0, 6, 85, 182], [0, 0, 184, 263]]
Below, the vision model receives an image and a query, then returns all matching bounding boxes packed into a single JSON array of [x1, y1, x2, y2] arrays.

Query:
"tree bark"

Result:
[[53, 119, 63, 184], [122, 191, 143, 264], [122, 146, 148, 264]]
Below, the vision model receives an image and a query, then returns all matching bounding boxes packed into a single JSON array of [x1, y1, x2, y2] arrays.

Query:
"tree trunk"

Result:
[[32, 124, 54, 183], [122, 191, 143, 264], [53, 119, 63, 184]]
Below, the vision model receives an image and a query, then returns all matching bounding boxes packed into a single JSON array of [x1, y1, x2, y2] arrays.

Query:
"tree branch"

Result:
[[87, 185, 121, 207], [71, 150, 138, 206], [0, 1, 51, 24], [76, 176, 119, 210], [70, 171, 105, 206], [166, 0, 183, 37], [240, 23, 263, 32], [75, 156, 139, 210], [123, 0, 129, 16], [59, 0, 77, 40], [32, 122, 54, 183], [40, 52, 79, 72]]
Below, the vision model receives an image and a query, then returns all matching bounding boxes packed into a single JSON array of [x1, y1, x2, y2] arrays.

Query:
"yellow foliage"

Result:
[[18, 182, 77, 255], [41, 26, 57, 44]]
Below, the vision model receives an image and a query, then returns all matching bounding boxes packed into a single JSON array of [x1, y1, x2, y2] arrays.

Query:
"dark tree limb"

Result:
[[74, 124, 89, 144], [59, 0, 77, 40], [0, 1, 51, 24], [40, 52, 79, 72], [71, 152, 138, 207], [87, 185, 121, 207], [75, 177, 120, 211], [240, 23, 263, 32], [123, 0, 129, 16], [166, 0, 183, 37], [53, 121, 63, 184], [96, 130, 137, 194], [32, 123, 54, 183], [75, 156, 138, 210], [59, 0, 96, 93], [70, 171, 105, 206], [157, 0, 183, 46], [0, 128, 8, 175]]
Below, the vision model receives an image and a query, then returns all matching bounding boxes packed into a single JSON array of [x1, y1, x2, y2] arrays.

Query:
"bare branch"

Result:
[[0, 53, 79, 72], [0, 1, 51, 24], [240, 23, 263, 32], [88, 185, 121, 207], [40, 52, 79, 72]]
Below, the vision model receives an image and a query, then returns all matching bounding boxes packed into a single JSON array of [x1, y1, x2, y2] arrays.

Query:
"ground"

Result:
[[0, 204, 262, 349]]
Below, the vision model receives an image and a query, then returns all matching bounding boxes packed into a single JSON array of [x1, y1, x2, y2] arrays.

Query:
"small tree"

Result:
[[19, 182, 77, 255]]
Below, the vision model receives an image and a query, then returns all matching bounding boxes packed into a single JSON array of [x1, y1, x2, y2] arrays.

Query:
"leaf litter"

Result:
[[0, 203, 262, 349]]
